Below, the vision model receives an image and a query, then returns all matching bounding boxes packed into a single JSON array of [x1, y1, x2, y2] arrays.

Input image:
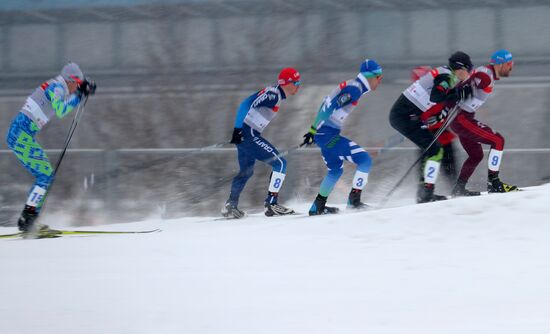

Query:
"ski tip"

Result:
[[0, 232, 24, 239], [53, 228, 162, 236], [0, 228, 163, 239]]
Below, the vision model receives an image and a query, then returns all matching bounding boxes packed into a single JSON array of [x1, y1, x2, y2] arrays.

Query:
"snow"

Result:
[[1, 185, 550, 334]]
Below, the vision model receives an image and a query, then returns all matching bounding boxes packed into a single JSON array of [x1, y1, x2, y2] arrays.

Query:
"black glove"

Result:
[[230, 128, 243, 144], [302, 126, 316, 146], [77, 79, 96, 97], [424, 108, 448, 128], [456, 84, 473, 101], [447, 84, 473, 102]]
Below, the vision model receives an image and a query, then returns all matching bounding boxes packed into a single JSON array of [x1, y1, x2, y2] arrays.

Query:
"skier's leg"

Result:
[[244, 136, 287, 202], [394, 117, 443, 202], [451, 134, 483, 196], [452, 112, 515, 192], [308, 137, 345, 215], [452, 135, 483, 196], [441, 142, 458, 181], [481, 130, 515, 192], [319, 162, 344, 198], [6, 114, 54, 230], [389, 98, 443, 202], [435, 129, 459, 182], [227, 147, 255, 207], [389, 95, 439, 152], [457, 135, 484, 182], [264, 146, 287, 205], [486, 133, 505, 174], [241, 135, 294, 216], [451, 112, 487, 184], [415, 146, 445, 202], [341, 137, 373, 208]]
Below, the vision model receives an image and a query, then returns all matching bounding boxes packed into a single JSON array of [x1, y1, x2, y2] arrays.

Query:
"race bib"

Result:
[[244, 110, 271, 132], [405, 81, 436, 111], [22, 97, 49, 128]]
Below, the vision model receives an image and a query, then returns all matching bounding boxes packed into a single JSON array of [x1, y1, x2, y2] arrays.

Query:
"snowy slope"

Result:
[[1, 185, 550, 334]]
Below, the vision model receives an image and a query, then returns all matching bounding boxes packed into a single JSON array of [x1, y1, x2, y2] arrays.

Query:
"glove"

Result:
[[77, 78, 97, 97], [424, 108, 448, 129], [302, 126, 316, 146], [230, 128, 243, 144], [447, 84, 473, 102], [456, 84, 473, 101]]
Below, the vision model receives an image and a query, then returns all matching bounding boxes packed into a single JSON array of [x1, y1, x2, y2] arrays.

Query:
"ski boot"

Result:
[[17, 205, 57, 238], [451, 180, 481, 197], [264, 192, 295, 217], [264, 203, 295, 216], [347, 189, 371, 210], [417, 183, 447, 203], [309, 194, 339, 216], [488, 172, 518, 193], [221, 202, 245, 219], [17, 205, 40, 232]]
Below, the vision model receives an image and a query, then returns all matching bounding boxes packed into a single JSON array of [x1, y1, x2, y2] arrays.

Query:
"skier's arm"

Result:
[[429, 74, 455, 103], [471, 71, 492, 91], [310, 86, 361, 131], [458, 71, 492, 113], [45, 83, 81, 119], [231, 98, 253, 144], [233, 100, 252, 128], [309, 102, 332, 133], [431, 74, 473, 104]]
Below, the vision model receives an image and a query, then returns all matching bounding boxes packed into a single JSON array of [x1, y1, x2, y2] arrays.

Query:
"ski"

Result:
[[0, 232, 25, 239], [54, 228, 161, 235], [299, 206, 380, 219], [214, 212, 303, 221], [214, 217, 244, 221], [0, 228, 161, 239]]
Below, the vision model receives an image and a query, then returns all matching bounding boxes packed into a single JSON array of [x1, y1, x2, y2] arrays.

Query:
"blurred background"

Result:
[[1, 0, 549, 225]]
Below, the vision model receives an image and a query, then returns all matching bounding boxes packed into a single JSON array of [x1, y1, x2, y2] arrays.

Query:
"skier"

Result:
[[411, 66, 459, 188], [388, 51, 474, 203], [6, 62, 96, 233], [222, 67, 301, 218], [302, 59, 383, 215], [450, 49, 517, 195]]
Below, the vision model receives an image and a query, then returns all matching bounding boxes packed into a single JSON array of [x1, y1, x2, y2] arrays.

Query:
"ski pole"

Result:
[[378, 104, 461, 207], [177, 133, 403, 209], [193, 142, 231, 152], [93, 141, 232, 183], [368, 132, 405, 159], [39, 96, 89, 216], [53, 96, 89, 175], [169, 142, 306, 206]]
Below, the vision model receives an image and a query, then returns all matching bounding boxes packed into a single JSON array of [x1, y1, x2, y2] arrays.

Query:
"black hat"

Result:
[[448, 51, 473, 72]]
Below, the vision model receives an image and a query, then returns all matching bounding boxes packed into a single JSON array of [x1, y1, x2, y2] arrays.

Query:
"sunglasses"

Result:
[[69, 75, 83, 85]]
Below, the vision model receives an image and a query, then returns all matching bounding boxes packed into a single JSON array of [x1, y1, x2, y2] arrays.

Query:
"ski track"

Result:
[[0, 185, 549, 334]]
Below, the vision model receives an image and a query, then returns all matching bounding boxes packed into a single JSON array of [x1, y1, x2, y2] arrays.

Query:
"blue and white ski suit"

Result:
[[228, 85, 288, 205], [311, 74, 373, 197]]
